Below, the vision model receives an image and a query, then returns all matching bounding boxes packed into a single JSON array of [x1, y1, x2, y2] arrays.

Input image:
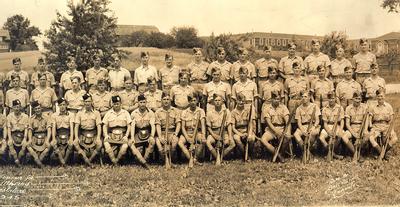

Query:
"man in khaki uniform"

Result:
[[6, 57, 29, 89], [130, 95, 156, 164], [231, 48, 256, 83], [342, 92, 370, 157], [64, 76, 86, 114], [50, 98, 74, 166], [260, 92, 291, 162], [91, 79, 112, 117], [155, 92, 181, 164], [362, 64, 386, 107], [119, 78, 139, 113], [206, 94, 235, 162], [284, 63, 309, 114], [352, 38, 377, 85], [310, 66, 334, 108], [293, 91, 321, 155], [329, 48, 352, 86], [30, 73, 57, 117], [26, 101, 52, 167], [0, 106, 6, 156], [159, 53, 181, 91], [30, 57, 56, 89], [145, 78, 162, 112], [319, 92, 345, 159], [231, 66, 258, 108], [5, 75, 29, 113], [231, 94, 256, 160], [60, 56, 85, 94], [74, 94, 102, 165], [134, 52, 158, 86], [178, 94, 207, 164], [203, 68, 232, 109], [278, 43, 304, 81], [368, 90, 397, 159], [7, 100, 29, 166], [85, 54, 108, 93], [187, 48, 209, 94], [304, 39, 331, 82], [336, 66, 362, 109], [255, 46, 278, 88], [108, 53, 131, 92], [170, 73, 195, 110], [207, 47, 232, 84], [103, 96, 133, 165]]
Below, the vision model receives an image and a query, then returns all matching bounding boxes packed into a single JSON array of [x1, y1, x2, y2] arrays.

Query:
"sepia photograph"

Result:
[[0, 0, 399, 206]]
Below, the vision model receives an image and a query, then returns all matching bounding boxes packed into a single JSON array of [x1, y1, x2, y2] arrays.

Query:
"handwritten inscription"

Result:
[[324, 173, 357, 200]]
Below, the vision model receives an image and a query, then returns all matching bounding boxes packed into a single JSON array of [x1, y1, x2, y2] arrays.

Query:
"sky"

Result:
[[0, 0, 399, 39]]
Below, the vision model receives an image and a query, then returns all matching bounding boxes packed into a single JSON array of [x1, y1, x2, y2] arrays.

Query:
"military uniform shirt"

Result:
[[134, 65, 158, 85], [7, 112, 29, 132], [336, 79, 361, 100], [255, 58, 278, 79], [261, 80, 284, 103], [102, 109, 132, 128], [30, 87, 57, 109], [5, 88, 29, 108], [304, 52, 331, 75], [370, 102, 393, 123], [187, 61, 209, 82], [278, 56, 304, 75], [363, 77, 386, 99], [74, 109, 101, 130], [60, 70, 85, 90], [207, 60, 232, 82], [51, 112, 74, 129], [203, 81, 231, 102], [29, 115, 51, 132], [144, 90, 163, 111], [170, 85, 195, 108], [91, 91, 112, 113], [345, 103, 368, 124], [206, 108, 232, 129], [322, 104, 345, 124], [295, 103, 321, 124], [159, 65, 181, 88], [231, 61, 256, 82], [64, 89, 86, 110], [353, 52, 377, 74], [310, 78, 334, 99], [264, 104, 290, 126], [6, 70, 29, 88], [108, 67, 131, 90], [31, 71, 56, 88], [119, 90, 138, 112], [330, 58, 352, 76], [231, 107, 256, 128], [155, 107, 181, 130], [131, 109, 155, 129], [181, 107, 206, 131], [284, 76, 308, 98], [231, 79, 258, 102], [85, 67, 109, 86]]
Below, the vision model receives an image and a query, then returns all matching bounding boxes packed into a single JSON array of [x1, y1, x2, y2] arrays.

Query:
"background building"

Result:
[[115, 25, 159, 46], [0, 29, 10, 52]]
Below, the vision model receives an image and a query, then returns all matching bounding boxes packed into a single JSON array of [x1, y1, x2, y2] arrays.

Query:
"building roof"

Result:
[[234, 32, 323, 40], [116, 25, 159, 36], [0, 29, 10, 39], [373, 32, 400, 40]]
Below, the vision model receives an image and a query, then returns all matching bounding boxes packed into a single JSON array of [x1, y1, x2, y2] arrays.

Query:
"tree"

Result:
[[129, 31, 149, 47], [321, 31, 349, 59], [44, 0, 117, 78], [3, 14, 41, 51], [381, 0, 400, 12], [171, 26, 203, 48], [385, 49, 398, 74], [145, 32, 175, 48]]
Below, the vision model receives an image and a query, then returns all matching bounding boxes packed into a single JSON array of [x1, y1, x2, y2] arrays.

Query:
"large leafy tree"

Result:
[[382, 0, 400, 12], [171, 26, 203, 48], [44, 0, 117, 78], [321, 31, 350, 59], [3, 14, 41, 51]]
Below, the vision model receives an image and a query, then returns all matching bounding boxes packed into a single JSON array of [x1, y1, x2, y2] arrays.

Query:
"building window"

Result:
[[271, 39, 275, 46], [277, 39, 281, 46], [282, 39, 287, 46], [255, 38, 260, 46], [262, 38, 266, 45]]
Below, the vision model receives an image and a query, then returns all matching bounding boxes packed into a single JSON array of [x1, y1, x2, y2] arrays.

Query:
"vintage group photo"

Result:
[[0, 0, 399, 206]]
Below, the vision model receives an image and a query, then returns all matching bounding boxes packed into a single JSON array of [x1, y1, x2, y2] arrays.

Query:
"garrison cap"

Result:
[[57, 97, 67, 105], [12, 57, 21, 64], [31, 101, 40, 108], [12, 100, 21, 107], [137, 94, 146, 102], [82, 93, 92, 101], [111, 95, 121, 103]]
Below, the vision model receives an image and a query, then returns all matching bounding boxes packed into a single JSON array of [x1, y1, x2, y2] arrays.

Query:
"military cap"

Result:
[[376, 88, 385, 96], [327, 91, 335, 99], [165, 53, 173, 60], [38, 73, 47, 80], [359, 38, 368, 44], [292, 62, 300, 68], [239, 66, 248, 74], [316, 65, 324, 72], [344, 66, 352, 72], [12, 57, 21, 65], [11, 74, 20, 80], [140, 51, 149, 58], [97, 79, 107, 85], [111, 95, 121, 103], [271, 92, 280, 99], [82, 93, 92, 101], [217, 47, 225, 54], [137, 94, 146, 102], [263, 45, 272, 51], [237, 93, 246, 102], [57, 97, 67, 105], [37, 57, 45, 64], [193, 47, 202, 54], [12, 100, 21, 107], [353, 92, 361, 98], [31, 101, 40, 108], [161, 91, 170, 99], [288, 42, 297, 49], [311, 39, 320, 45], [70, 76, 81, 82]]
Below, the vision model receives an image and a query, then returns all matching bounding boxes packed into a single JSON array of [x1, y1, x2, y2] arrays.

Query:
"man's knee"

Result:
[[233, 134, 241, 142]]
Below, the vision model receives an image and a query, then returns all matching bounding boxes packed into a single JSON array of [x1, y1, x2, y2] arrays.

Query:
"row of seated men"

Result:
[[0, 84, 396, 168]]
